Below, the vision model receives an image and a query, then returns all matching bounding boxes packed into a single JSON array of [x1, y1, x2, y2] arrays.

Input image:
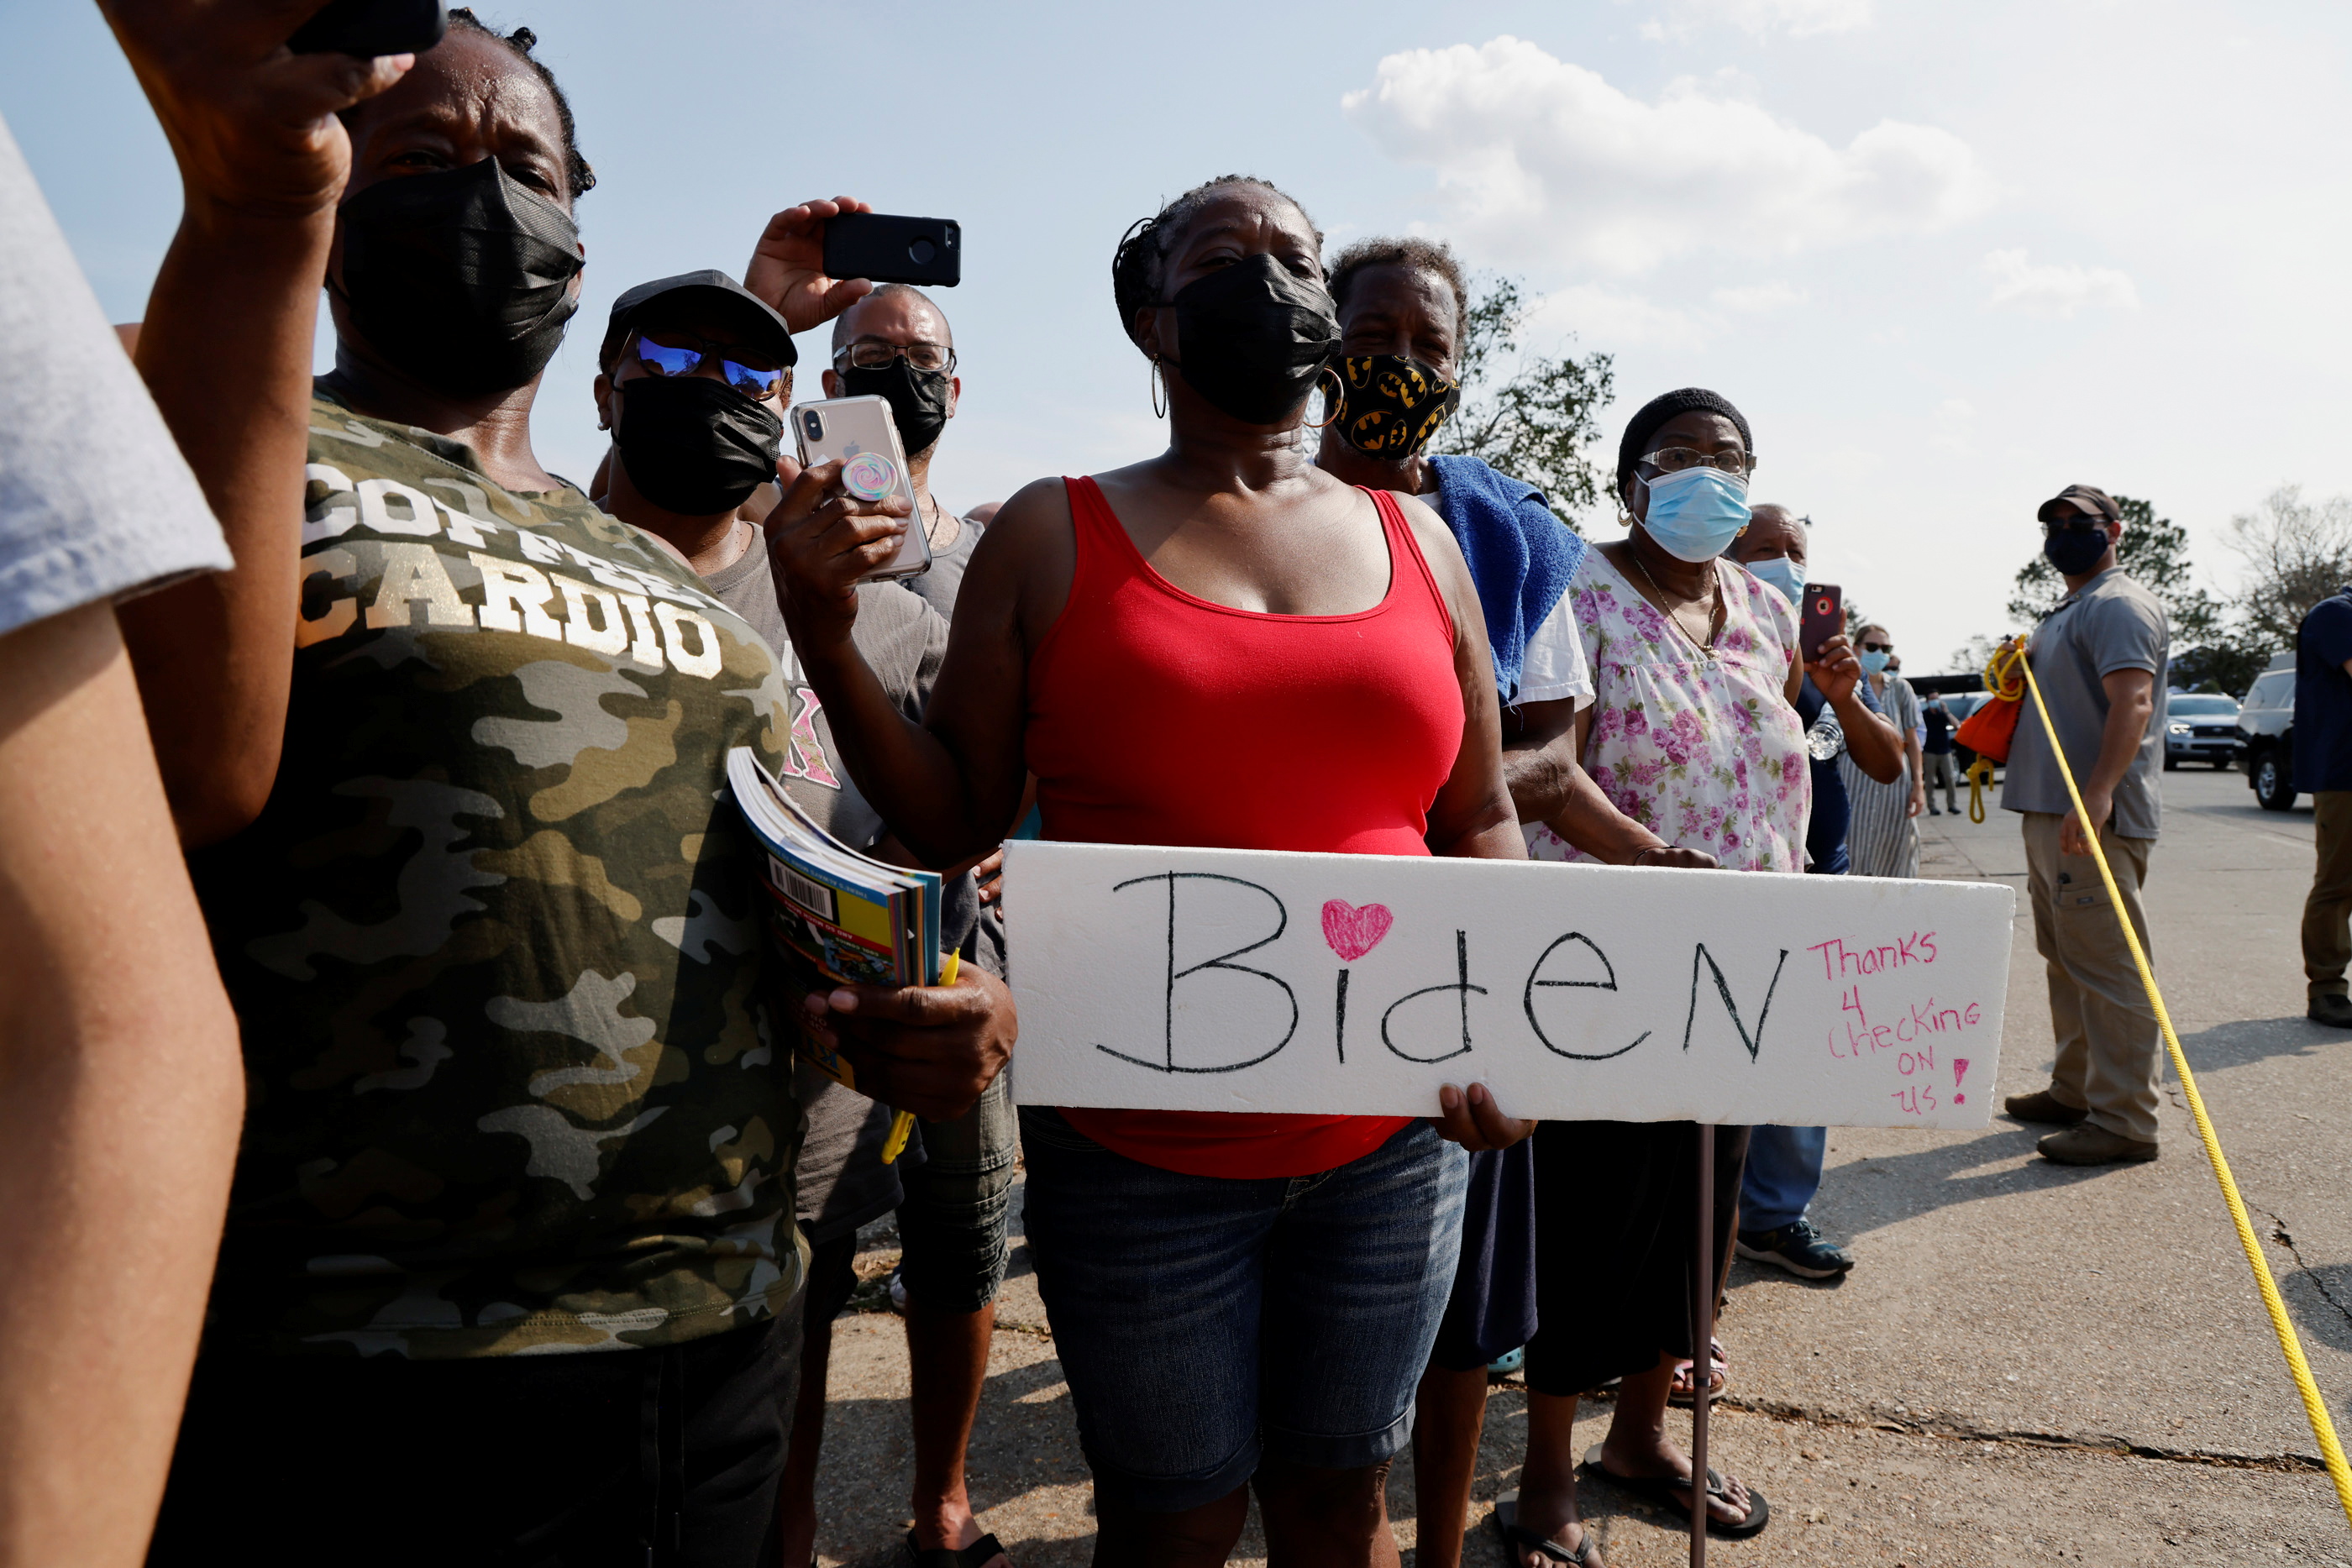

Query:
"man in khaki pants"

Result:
[[2000, 485, 2170, 1165], [2295, 586, 2352, 1027]]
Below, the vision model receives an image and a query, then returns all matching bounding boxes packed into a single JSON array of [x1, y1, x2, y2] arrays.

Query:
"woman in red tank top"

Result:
[[770, 176, 1528, 1566]]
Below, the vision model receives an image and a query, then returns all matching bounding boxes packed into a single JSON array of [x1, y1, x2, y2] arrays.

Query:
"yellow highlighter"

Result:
[[880, 951, 959, 1165]]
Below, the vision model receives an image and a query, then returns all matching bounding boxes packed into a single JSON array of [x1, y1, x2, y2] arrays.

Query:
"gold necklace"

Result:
[[1625, 547, 1721, 656]]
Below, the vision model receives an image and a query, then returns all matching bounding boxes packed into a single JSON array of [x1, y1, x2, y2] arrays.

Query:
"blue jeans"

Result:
[[1740, 1124, 1826, 1234], [1017, 1109, 1467, 1513]]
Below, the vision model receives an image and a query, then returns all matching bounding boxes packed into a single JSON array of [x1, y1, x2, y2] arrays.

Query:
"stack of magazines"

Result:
[[727, 747, 944, 1000]]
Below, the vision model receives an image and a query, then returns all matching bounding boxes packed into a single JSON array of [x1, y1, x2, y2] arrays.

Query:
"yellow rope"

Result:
[[1965, 642, 2029, 824], [2013, 642, 2352, 1525]]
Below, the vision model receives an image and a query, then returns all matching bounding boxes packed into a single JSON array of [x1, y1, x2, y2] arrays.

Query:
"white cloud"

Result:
[[1931, 397, 1977, 454], [1711, 281, 1808, 312], [1525, 285, 1711, 349], [1343, 37, 1995, 275], [1980, 249, 2140, 318], [1642, 0, 1874, 40]]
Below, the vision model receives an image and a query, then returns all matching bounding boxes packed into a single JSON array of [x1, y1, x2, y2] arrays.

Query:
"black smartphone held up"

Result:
[[289, 0, 448, 56], [823, 213, 962, 288], [1799, 583, 1845, 663]]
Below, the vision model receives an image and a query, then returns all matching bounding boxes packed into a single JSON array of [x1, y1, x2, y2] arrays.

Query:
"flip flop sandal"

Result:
[[1578, 1446, 1770, 1539], [1492, 1492, 1597, 1565], [1666, 1337, 1728, 1408], [899, 1529, 1014, 1568]]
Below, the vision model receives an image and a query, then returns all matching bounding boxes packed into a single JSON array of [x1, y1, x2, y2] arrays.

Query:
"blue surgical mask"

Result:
[[1639, 465, 1751, 563], [1746, 554, 1803, 605], [1859, 649, 1892, 676]]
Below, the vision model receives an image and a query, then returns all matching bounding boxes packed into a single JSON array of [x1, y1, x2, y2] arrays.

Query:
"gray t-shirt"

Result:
[[899, 511, 982, 620], [702, 543, 965, 1242], [2002, 566, 2169, 838], [0, 114, 228, 634]]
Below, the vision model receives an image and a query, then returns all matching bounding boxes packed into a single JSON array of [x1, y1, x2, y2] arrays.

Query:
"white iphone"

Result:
[[790, 396, 933, 583]]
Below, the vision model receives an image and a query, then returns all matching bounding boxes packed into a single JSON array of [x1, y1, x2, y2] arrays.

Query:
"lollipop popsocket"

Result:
[[842, 452, 900, 501]]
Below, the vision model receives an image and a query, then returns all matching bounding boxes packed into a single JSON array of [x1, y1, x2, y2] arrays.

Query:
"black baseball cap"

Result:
[[2036, 484, 2121, 525], [600, 270, 795, 370]]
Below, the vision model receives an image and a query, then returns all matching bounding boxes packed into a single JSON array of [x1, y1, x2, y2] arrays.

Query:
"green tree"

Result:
[[1435, 276, 1617, 525]]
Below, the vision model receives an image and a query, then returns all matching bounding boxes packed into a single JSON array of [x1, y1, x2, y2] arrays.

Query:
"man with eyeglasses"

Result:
[[824, 285, 977, 617], [821, 280, 1016, 1568], [591, 270, 1015, 1568], [2000, 484, 2169, 1166], [1725, 505, 1900, 1281]]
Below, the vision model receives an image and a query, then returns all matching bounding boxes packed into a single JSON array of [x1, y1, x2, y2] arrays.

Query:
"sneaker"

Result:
[[1928, 806, 1942, 816], [2037, 1124, 2159, 1165], [1487, 1345, 1525, 1379], [1735, 1217, 1855, 1278], [2311, 993, 2352, 1029], [887, 1264, 909, 1316], [2004, 1087, 2089, 1125]]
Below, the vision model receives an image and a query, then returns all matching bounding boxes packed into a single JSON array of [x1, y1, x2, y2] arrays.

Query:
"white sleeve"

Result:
[[1514, 589, 1594, 707], [0, 114, 228, 640]]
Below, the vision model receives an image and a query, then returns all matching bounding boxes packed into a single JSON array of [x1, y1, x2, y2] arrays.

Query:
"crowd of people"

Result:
[[0, 8, 2180, 1568]]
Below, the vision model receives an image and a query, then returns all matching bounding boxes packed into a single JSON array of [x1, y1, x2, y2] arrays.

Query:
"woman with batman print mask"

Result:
[[121, 11, 1016, 1564], [767, 176, 1531, 1567], [1314, 238, 1737, 1568]]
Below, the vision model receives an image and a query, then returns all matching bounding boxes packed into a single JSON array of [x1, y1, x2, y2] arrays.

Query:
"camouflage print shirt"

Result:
[[189, 387, 804, 1358]]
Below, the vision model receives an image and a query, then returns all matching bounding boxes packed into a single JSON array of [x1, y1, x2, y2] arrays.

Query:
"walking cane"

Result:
[[1691, 1122, 1714, 1566]]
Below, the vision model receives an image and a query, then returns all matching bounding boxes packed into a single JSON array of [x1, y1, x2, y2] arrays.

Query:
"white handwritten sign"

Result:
[[1001, 842, 2014, 1129]]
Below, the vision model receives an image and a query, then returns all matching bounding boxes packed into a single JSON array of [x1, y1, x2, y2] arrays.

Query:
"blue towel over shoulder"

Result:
[[1425, 453, 1587, 705]]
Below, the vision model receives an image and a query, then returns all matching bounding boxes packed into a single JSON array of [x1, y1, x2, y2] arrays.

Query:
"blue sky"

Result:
[[8, 0, 2349, 671]]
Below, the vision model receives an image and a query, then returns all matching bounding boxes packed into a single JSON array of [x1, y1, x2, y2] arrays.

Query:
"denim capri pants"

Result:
[[1017, 1108, 1467, 1513], [896, 1074, 1018, 1314]]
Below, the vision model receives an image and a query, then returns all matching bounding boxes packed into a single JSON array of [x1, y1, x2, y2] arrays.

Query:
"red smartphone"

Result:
[[1799, 584, 1844, 663]]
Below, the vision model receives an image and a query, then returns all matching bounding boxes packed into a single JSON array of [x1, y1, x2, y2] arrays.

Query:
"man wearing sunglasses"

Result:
[[2001, 483, 2169, 1166], [824, 286, 976, 616], [592, 270, 1016, 1568], [822, 281, 1017, 1568]]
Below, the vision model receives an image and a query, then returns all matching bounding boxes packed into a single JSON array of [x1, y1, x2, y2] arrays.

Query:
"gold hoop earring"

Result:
[[1150, 358, 1168, 420], [1303, 366, 1344, 430]]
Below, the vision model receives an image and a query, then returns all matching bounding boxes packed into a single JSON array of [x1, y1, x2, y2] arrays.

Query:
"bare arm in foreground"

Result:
[[0, 603, 244, 1566]]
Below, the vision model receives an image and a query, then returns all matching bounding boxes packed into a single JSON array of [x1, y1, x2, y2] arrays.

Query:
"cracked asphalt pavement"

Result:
[[802, 766, 2352, 1566]]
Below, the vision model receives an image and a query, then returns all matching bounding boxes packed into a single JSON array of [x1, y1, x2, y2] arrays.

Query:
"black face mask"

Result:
[[841, 359, 952, 456], [612, 375, 782, 517], [334, 158, 585, 396], [2043, 523, 2112, 577], [1154, 253, 1341, 425], [1332, 354, 1462, 459]]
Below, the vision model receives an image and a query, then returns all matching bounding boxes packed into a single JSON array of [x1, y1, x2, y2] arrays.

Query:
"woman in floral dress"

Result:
[[1503, 389, 1860, 1563]]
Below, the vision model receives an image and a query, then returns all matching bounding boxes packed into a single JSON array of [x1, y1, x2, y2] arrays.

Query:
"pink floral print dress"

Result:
[[1525, 548, 1810, 872]]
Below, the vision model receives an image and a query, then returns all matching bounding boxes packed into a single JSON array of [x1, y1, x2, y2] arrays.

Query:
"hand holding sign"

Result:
[[1318, 897, 1528, 1147]]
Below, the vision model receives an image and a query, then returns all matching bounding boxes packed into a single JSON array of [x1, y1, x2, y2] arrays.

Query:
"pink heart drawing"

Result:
[[1321, 899, 1394, 962]]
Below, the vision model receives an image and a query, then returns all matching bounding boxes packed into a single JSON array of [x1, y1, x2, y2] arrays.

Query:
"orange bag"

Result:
[[1955, 640, 2028, 763]]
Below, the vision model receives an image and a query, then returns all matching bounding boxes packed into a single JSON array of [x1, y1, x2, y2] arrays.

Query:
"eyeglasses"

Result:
[[832, 339, 956, 375], [1861, 640, 1894, 653], [628, 331, 789, 400], [2041, 516, 2109, 535], [1638, 446, 1755, 476]]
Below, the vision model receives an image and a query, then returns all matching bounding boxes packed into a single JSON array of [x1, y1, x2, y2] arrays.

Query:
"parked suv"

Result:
[[2164, 692, 2244, 769], [2238, 657, 2296, 810]]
